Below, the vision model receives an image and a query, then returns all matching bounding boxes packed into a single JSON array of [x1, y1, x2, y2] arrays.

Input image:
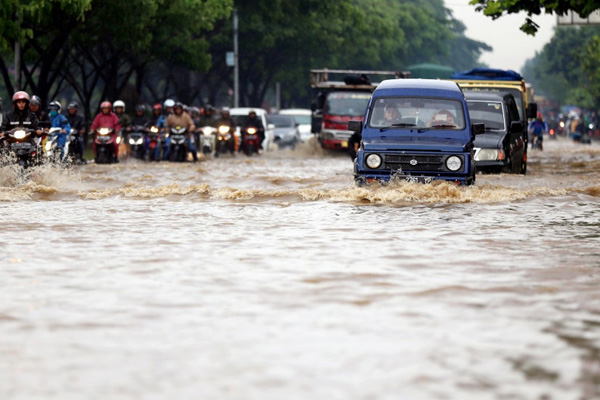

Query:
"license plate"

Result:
[[403, 176, 433, 184], [12, 142, 31, 149], [341, 141, 348, 148]]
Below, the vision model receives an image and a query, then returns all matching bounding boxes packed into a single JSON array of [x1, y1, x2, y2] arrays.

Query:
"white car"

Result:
[[278, 108, 312, 142], [229, 108, 275, 151]]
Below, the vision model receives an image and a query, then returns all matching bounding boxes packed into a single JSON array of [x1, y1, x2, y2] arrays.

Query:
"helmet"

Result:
[[12, 91, 31, 104], [30, 95, 42, 107], [173, 102, 184, 110], [221, 107, 230, 116], [100, 101, 112, 110], [135, 104, 145, 113], [48, 101, 62, 113], [113, 100, 125, 111], [163, 99, 175, 108], [68, 101, 78, 109], [248, 109, 257, 117], [152, 103, 162, 111]]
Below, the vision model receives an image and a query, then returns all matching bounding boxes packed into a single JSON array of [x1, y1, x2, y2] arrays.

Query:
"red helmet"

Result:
[[100, 101, 112, 110], [152, 103, 162, 111], [12, 91, 30, 104]]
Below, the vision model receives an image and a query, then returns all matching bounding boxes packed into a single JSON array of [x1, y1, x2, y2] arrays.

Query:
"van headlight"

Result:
[[365, 153, 382, 169], [445, 156, 462, 171]]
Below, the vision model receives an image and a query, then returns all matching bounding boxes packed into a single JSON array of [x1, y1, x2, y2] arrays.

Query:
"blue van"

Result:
[[350, 79, 483, 186]]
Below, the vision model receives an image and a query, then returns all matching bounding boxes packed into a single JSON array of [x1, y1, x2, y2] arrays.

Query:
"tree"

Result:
[[469, 0, 600, 34]]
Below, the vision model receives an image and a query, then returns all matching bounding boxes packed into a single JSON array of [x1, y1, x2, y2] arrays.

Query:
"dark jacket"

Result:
[[1, 109, 39, 133], [66, 113, 86, 134]]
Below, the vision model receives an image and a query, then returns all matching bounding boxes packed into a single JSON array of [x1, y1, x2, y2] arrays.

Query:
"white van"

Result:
[[229, 108, 275, 151], [278, 108, 312, 142]]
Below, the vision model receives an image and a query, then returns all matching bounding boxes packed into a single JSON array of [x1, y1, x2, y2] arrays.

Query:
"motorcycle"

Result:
[[94, 127, 118, 164], [44, 127, 63, 163], [549, 128, 557, 140], [146, 126, 162, 161], [241, 126, 260, 156], [168, 125, 188, 162], [65, 128, 86, 164], [199, 126, 216, 155], [128, 125, 146, 160], [215, 124, 234, 158], [0, 128, 42, 169], [582, 123, 593, 144]]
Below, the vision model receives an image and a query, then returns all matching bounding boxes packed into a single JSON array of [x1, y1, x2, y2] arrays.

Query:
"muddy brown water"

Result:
[[1, 138, 599, 400]]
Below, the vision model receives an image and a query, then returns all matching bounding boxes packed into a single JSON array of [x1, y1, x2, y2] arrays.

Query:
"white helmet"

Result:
[[163, 99, 175, 108], [113, 100, 125, 111]]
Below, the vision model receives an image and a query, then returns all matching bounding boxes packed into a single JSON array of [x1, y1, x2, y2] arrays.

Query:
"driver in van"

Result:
[[428, 109, 456, 127]]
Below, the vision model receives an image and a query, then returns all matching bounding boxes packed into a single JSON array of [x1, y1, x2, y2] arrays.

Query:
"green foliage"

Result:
[[469, 0, 600, 35], [525, 26, 600, 108]]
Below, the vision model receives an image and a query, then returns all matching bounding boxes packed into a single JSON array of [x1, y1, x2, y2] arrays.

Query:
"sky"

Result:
[[445, 1, 557, 73]]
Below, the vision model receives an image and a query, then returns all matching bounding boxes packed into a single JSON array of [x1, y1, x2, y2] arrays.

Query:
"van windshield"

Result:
[[325, 92, 371, 117], [369, 97, 466, 130], [467, 101, 505, 131]]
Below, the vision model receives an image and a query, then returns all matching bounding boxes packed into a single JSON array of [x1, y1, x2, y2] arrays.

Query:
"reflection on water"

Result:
[[1, 138, 599, 400]]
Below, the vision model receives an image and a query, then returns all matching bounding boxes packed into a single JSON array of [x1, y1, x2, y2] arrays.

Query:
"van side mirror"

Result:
[[472, 123, 485, 135], [510, 121, 523, 133], [348, 120, 362, 133], [526, 103, 538, 119]]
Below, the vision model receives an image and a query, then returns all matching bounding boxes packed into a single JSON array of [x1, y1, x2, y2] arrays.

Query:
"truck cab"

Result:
[[310, 69, 408, 150], [351, 79, 483, 186]]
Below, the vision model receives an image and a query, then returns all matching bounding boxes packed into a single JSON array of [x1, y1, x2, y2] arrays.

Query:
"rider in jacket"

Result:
[[48, 101, 71, 159], [90, 101, 121, 161], [66, 102, 86, 160], [243, 110, 265, 151], [165, 102, 197, 161], [1, 91, 41, 139]]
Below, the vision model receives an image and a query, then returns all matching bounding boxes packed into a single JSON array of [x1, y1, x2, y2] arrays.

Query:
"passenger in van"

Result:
[[428, 109, 456, 127]]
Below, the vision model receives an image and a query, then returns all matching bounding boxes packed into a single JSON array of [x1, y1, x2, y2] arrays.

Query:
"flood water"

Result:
[[1, 138, 599, 400]]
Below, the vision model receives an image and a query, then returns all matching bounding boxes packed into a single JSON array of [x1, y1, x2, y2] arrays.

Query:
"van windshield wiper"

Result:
[[418, 124, 456, 132], [379, 123, 417, 132]]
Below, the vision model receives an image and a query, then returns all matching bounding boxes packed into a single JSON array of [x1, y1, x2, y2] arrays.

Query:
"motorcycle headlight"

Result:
[[365, 153, 382, 169], [218, 125, 230, 134], [14, 130, 27, 139], [129, 138, 135, 145], [446, 155, 463, 171], [99, 128, 110, 135], [150, 126, 159, 133], [117, 137, 122, 144], [247, 127, 257, 134], [474, 149, 499, 161], [203, 127, 213, 136], [136, 139, 143, 145], [45, 142, 52, 151], [559, 121, 565, 128]]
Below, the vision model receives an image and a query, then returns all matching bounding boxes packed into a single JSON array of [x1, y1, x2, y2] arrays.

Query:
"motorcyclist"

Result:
[[1, 91, 41, 140], [165, 102, 197, 162], [132, 105, 150, 128], [163, 99, 175, 117], [214, 108, 237, 153], [113, 100, 131, 135], [90, 101, 121, 161], [198, 106, 217, 127], [29, 95, 51, 131], [528, 113, 547, 150], [147, 103, 166, 161], [47, 101, 72, 160], [243, 110, 265, 151], [66, 102, 86, 161]]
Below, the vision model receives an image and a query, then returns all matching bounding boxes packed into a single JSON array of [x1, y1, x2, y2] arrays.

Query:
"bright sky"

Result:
[[445, 1, 557, 73]]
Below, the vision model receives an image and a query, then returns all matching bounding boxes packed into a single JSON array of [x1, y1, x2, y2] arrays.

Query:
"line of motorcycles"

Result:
[[121, 123, 262, 162], [1, 122, 263, 169], [0, 127, 85, 169]]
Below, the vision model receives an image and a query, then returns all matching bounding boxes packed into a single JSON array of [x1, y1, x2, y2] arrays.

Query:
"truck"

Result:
[[310, 69, 409, 150], [449, 68, 537, 174]]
